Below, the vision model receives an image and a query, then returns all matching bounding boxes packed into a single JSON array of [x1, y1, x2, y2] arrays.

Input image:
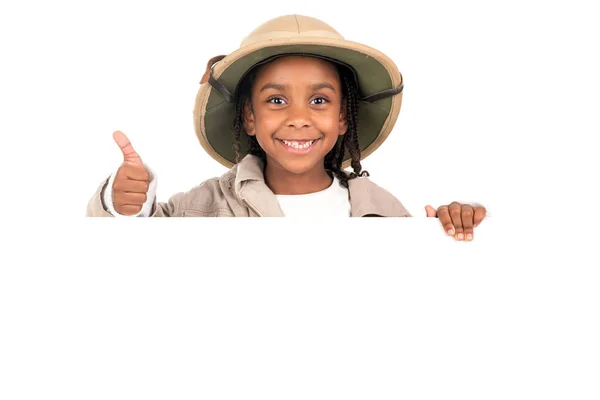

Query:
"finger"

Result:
[[437, 206, 455, 236], [113, 130, 143, 165], [461, 204, 474, 241], [474, 207, 487, 227], [117, 163, 150, 181], [112, 179, 149, 194], [117, 204, 143, 216], [425, 205, 437, 217], [448, 202, 464, 240], [114, 192, 147, 206]]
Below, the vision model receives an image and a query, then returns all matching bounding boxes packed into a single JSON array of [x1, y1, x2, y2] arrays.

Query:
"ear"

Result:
[[339, 98, 348, 136], [242, 100, 256, 136]]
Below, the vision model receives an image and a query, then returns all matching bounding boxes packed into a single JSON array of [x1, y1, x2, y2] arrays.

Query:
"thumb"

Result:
[[113, 130, 143, 166], [425, 205, 437, 217]]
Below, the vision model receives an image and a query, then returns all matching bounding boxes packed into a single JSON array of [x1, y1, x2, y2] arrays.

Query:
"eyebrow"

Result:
[[311, 83, 336, 92], [259, 82, 337, 93], [259, 83, 287, 92]]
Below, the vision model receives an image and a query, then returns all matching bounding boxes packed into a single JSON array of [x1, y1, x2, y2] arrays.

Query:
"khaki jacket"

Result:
[[86, 155, 411, 217]]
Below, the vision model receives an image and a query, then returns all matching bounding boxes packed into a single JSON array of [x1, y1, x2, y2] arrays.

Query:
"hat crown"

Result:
[[240, 15, 344, 48]]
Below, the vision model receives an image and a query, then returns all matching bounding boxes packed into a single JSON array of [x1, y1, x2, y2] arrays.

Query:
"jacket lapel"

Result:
[[233, 155, 284, 217]]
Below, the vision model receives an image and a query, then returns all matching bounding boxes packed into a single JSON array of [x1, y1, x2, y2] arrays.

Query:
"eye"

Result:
[[268, 97, 285, 105], [310, 97, 328, 105]]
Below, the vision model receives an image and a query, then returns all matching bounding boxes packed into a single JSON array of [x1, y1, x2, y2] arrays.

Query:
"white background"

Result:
[[1, 0, 599, 399]]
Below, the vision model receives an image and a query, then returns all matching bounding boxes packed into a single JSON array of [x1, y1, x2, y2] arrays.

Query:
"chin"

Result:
[[270, 156, 323, 175]]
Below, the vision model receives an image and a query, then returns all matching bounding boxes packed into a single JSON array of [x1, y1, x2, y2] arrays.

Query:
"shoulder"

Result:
[[347, 175, 412, 217], [176, 166, 240, 216]]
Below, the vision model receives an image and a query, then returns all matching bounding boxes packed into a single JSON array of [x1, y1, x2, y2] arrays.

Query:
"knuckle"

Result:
[[137, 166, 149, 179]]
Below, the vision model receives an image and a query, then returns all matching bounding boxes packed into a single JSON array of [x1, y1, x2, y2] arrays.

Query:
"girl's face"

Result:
[[243, 56, 348, 176]]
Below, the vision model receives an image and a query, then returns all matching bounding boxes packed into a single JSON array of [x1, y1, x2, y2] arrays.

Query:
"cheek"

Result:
[[316, 110, 343, 134], [253, 108, 283, 135]]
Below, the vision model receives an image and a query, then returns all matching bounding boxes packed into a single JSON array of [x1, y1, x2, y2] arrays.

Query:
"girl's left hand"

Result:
[[425, 202, 487, 241]]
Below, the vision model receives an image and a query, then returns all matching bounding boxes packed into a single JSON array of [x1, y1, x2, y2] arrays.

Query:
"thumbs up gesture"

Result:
[[111, 131, 150, 216]]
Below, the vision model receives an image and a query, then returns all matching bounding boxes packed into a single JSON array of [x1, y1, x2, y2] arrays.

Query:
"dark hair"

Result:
[[231, 58, 369, 188]]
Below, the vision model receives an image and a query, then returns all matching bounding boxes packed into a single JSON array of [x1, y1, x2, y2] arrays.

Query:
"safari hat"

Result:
[[193, 14, 404, 169]]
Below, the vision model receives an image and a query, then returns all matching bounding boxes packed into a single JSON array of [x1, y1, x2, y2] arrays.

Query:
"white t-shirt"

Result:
[[103, 168, 351, 217], [275, 176, 351, 217]]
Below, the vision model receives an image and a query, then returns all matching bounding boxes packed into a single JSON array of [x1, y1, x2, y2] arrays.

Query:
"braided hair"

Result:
[[231, 58, 369, 188]]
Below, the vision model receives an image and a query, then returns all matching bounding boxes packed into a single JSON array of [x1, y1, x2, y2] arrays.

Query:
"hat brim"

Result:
[[193, 36, 403, 169]]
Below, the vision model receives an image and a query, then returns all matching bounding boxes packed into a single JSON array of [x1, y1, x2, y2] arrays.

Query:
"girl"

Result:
[[87, 14, 487, 241]]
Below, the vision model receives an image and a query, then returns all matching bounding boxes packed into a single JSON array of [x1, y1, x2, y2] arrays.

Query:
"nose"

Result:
[[285, 103, 311, 129]]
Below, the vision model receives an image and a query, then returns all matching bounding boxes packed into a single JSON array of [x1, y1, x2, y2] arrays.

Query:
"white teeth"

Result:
[[282, 140, 314, 149]]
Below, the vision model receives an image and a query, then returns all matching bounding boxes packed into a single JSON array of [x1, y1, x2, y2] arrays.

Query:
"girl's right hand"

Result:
[[111, 131, 150, 216]]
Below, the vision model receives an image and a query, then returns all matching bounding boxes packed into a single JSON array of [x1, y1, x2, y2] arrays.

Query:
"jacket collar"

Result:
[[233, 155, 283, 217], [231, 155, 408, 217]]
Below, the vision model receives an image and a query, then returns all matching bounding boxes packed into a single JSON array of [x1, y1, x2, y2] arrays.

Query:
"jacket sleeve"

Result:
[[86, 177, 185, 217]]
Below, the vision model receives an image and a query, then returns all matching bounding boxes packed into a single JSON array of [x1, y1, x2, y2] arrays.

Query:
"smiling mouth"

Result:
[[277, 139, 320, 155], [277, 139, 319, 150]]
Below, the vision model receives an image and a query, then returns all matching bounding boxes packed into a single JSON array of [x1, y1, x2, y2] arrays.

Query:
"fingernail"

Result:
[[448, 229, 454, 235], [467, 233, 473, 240], [458, 233, 464, 240]]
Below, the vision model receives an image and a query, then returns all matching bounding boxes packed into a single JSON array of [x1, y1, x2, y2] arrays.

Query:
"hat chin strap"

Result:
[[204, 56, 403, 104], [208, 70, 235, 104], [207, 69, 403, 104], [360, 83, 403, 103]]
